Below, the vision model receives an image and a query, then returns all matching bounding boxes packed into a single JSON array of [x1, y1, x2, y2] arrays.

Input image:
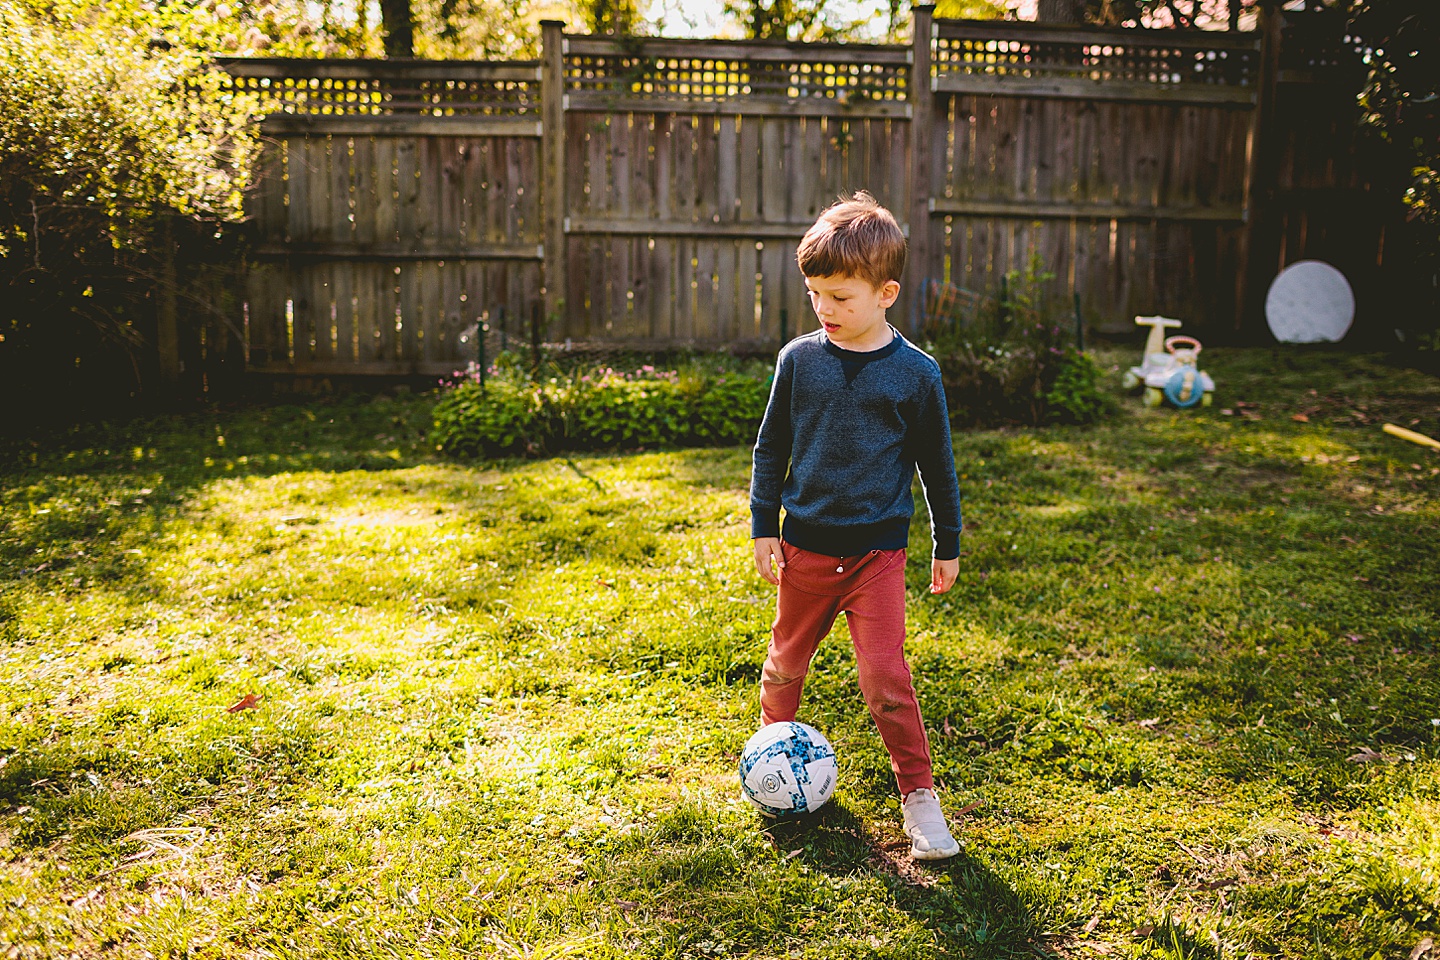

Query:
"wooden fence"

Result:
[[212, 5, 1405, 380]]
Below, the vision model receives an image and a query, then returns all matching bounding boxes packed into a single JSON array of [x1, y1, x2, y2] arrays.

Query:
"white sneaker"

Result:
[[902, 788, 960, 860]]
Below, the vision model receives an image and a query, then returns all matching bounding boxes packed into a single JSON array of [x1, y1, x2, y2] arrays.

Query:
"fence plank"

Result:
[[398, 262, 420, 361], [330, 134, 354, 246], [373, 137, 398, 247], [352, 136, 377, 246], [286, 137, 311, 244], [333, 260, 355, 362], [396, 137, 419, 252], [256, 137, 286, 243]]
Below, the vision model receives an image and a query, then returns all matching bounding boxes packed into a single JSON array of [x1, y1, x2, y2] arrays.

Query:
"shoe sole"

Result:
[[910, 840, 960, 860]]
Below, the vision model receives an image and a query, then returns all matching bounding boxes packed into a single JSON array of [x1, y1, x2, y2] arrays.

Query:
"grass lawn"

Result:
[[1, 347, 1438, 959]]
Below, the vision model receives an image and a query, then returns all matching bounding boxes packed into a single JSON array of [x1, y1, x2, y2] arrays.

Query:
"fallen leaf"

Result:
[[1083, 915, 1101, 934], [1200, 876, 1238, 890], [1411, 936, 1434, 960], [1138, 718, 1161, 728], [942, 717, 954, 736], [225, 693, 262, 714], [1133, 924, 1156, 938], [1347, 745, 1388, 764], [1346, 455, 1361, 462], [784, 849, 803, 860], [955, 800, 983, 817], [1292, 413, 1310, 423], [615, 900, 639, 914]]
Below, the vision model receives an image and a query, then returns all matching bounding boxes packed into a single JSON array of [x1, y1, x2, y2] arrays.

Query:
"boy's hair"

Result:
[[796, 190, 907, 289]]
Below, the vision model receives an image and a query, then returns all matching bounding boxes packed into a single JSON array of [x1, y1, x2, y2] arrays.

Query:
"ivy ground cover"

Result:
[[1, 348, 1437, 959]]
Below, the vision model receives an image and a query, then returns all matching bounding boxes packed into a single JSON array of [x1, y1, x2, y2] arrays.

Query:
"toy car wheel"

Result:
[[1143, 387, 1164, 408], [1122, 371, 1139, 389]]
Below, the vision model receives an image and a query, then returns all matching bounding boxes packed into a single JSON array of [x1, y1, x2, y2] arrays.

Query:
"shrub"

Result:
[[923, 253, 1110, 427], [0, 1, 257, 417], [430, 360, 772, 458], [430, 374, 551, 458]]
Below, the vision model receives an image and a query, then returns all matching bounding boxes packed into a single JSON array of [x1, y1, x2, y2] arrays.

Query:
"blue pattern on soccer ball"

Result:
[[738, 722, 836, 818]]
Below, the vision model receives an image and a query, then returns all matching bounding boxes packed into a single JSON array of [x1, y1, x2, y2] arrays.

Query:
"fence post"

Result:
[[541, 20, 567, 338], [908, 4, 935, 340], [157, 216, 181, 394]]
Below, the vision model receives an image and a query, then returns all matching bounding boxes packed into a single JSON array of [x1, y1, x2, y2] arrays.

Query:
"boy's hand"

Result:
[[930, 557, 959, 595], [753, 537, 785, 585]]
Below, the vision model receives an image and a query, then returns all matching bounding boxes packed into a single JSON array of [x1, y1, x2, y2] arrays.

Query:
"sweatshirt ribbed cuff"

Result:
[[932, 530, 960, 562], [751, 508, 781, 540]]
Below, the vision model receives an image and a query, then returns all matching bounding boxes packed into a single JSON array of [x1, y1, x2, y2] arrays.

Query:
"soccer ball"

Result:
[[738, 721, 838, 818]]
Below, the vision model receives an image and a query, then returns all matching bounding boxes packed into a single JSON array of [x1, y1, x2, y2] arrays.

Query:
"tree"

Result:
[[1349, 0, 1438, 227], [0, 0, 257, 411], [1348, 0, 1440, 343], [1030, 0, 1261, 29], [722, 0, 878, 42], [382, 0, 416, 57], [583, 0, 639, 34]]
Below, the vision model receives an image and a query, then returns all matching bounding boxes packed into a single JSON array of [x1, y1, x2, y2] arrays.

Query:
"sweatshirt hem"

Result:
[[781, 516, 911, 558]]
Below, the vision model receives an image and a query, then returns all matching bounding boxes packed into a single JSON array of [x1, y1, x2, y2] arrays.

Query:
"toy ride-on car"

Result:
[[1123, 316, 1215, 409]]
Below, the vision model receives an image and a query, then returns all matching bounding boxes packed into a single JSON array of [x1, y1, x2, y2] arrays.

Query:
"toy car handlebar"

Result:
[[1164, 336, 1202, 355]]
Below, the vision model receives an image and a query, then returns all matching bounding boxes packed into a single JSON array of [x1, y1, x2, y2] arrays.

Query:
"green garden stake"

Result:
[[478, 319, 488, 390]]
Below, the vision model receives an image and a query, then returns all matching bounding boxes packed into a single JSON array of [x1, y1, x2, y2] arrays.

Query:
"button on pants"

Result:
[[760, 541, 934, 796]]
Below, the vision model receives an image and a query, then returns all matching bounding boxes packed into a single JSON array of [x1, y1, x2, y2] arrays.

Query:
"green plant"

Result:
[[925, 252, 1109, 427], [564, 370, 688, 450], [1046, 350, 1112, 424], [688, 372, 771, 445], [430, 372, 552, 458], [429, 360, 772, 458]]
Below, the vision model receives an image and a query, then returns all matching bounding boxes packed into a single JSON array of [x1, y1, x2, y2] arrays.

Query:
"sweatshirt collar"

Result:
[[819, 325, 904, 362]]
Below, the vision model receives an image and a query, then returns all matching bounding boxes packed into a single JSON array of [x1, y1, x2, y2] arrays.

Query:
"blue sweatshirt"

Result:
[[749, 328, 962, 560]]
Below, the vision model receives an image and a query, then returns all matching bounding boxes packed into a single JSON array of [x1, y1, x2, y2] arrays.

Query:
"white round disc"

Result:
[[1265, 260, 1354, 343]]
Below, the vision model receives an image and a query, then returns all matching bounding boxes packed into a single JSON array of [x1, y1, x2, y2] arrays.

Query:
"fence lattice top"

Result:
[[933, 21, 1260, 89], [561, 37, 910, 107], [215, 58, 541, 115]]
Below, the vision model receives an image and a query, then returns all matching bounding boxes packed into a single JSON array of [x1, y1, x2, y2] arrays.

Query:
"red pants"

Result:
[[760, 541, 934, 796]]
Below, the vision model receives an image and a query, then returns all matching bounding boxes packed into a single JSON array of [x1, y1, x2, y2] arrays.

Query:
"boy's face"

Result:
[[803, 273, 901, 351]]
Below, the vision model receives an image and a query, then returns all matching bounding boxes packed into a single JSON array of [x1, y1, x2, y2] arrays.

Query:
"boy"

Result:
[[749, 191, 963, 861]]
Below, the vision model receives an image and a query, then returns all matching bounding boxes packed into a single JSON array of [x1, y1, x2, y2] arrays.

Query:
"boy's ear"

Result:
[[879, 279, 901, 308]]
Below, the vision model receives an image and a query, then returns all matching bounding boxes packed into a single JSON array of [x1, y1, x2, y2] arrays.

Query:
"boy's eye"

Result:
[[834, 297, 847, 302]]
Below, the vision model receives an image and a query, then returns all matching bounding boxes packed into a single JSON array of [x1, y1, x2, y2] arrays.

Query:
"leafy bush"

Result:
[[430, 360, 772, 458], [0, 1, 257, 417], [923, 253, 1111, 427], [429, 374, 551, 458]]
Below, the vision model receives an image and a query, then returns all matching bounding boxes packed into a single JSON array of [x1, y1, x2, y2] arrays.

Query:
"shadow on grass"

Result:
[[587, 800, 1045, 957]]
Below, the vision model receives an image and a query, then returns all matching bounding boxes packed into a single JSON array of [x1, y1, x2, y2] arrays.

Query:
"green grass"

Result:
[[1, 347, 1438, 959]]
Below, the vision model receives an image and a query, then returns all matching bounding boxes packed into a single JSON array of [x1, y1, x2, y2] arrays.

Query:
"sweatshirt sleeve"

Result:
[[749, 354, 793, 539], [914, 376, 963, 560]]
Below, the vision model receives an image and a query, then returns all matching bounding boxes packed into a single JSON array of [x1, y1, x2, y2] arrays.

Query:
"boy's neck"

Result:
[[826, 321, 896, 353]]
